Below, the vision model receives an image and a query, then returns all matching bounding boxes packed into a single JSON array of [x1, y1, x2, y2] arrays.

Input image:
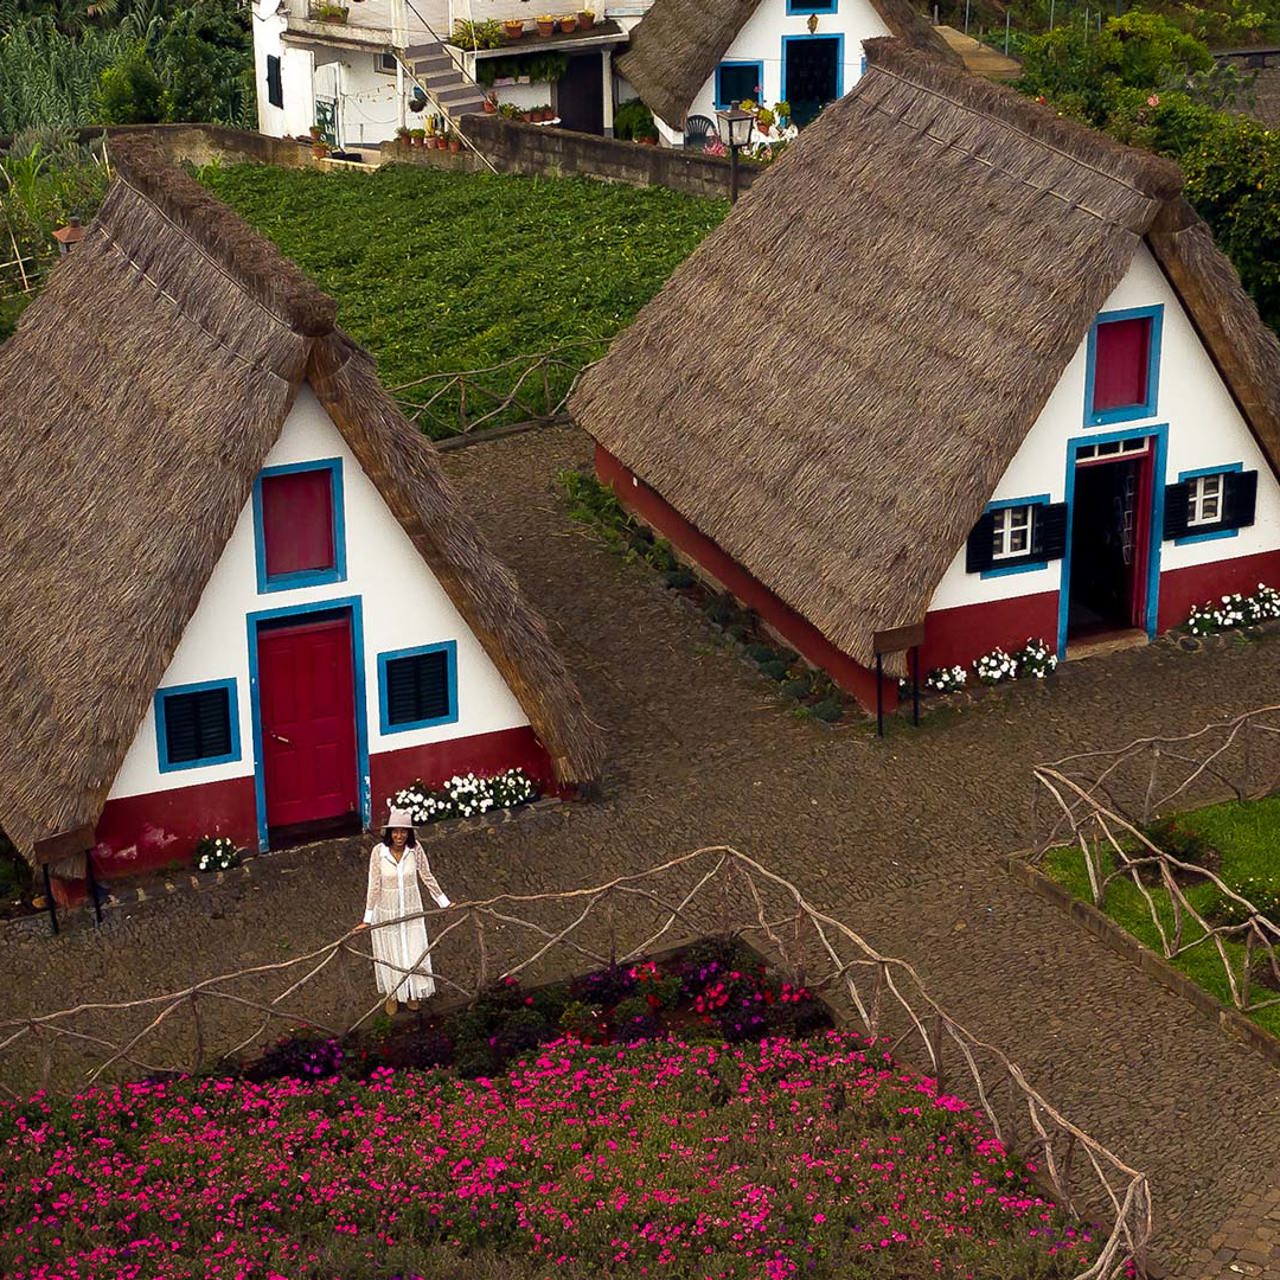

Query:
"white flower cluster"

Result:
[[974, 647, 1019, 685], [924, 665, 967, 693], [1188, 584, 1280, 636], [1016, 637, 1059, 680], [389, 767, 540, 825], [195, 835, 239, 873], [924, 637, 1058, 693]]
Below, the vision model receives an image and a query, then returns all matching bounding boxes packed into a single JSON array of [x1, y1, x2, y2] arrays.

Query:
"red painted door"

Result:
[[258, 615, 358, 830]]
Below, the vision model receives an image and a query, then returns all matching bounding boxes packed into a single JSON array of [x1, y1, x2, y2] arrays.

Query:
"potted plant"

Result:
[[775, 99, 791, 127], [312, 1, 349, 22], [395, 125, 410, 147], [560, 13, 577, 33], [503, 17, 524, 39], [448, 132, 463, 153], [409, 127, 425, 147], [408, 95, 425, 113], [435, 132, 448, 149], [308, 124, 328, 158], [578, 8, 595, 28], [483, 92, 497, 113], [536, 13, 555, 36], [756, 106, 775, 135]]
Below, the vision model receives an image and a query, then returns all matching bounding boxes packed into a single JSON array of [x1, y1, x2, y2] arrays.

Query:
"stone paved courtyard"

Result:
[[3, 425, 1280, 1277]]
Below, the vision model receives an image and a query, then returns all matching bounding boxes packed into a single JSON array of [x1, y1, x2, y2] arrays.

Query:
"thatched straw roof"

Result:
[[572, 39, 1280, 674], [0, 139, 603, 866], [616, 0, 958, 128]]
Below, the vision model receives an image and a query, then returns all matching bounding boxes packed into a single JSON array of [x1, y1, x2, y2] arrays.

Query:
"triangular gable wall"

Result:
[[108, 388, 531, 809]]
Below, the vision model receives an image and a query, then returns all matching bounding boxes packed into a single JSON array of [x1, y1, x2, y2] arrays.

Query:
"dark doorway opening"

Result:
[[556, 53, 604, 134], [784, 37, 840, 127], [1067, 452, 1152, 641]]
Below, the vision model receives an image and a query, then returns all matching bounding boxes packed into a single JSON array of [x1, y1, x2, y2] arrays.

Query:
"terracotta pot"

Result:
[[483, 98, 496, 113], [311, 143, 327, 158], [503, 19, 524, 38], [449, 139, 462, 153], [578, 11, 594, 28], [436, 136, 448, 149], [639, 135, 657, 146], [536, 18, 555, 36], [560, 16, 577, 33]]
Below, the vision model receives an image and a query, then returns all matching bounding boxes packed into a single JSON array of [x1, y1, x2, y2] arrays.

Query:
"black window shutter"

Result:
[[1225, 469, 1259, 530], [1163, 482, 1190, 540], [1032, 503, 1068, 561], [164, 689, 231, 764], [965, 511, 997, 574], [386, 651, 451, 725], [267, 55, 283, 108]]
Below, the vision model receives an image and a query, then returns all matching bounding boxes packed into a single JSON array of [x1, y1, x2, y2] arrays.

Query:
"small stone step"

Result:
[[414, 56, 457, 76], [404, 41, 442, 59], [435, 85, 484, 105]]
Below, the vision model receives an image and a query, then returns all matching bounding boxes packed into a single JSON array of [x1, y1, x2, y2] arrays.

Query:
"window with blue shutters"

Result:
[[378, 641, 459, 733], [1164, 466, 1257, 544], [155, 680, 240, 772]]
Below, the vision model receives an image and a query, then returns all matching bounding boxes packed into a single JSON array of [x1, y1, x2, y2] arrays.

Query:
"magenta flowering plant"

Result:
[[0, 1033, 1102, 1279]]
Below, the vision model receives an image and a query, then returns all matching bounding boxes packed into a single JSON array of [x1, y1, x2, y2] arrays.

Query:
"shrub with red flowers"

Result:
[[0, 1034, 1103, 1279]]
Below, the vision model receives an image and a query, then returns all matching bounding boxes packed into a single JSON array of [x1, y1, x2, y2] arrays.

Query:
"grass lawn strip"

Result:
[[1043, 795, 1280, 1039], [198, 163, 724, 438]]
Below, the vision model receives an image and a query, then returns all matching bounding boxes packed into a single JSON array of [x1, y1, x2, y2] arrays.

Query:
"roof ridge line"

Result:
[[867, 64, 1169, 217], [112, 172, 313, 340], [96, 221, 292, 385]]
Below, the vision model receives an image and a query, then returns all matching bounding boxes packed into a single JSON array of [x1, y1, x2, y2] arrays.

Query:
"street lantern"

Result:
[[715, 106, 754, 204], [52, 216, 86, 256]]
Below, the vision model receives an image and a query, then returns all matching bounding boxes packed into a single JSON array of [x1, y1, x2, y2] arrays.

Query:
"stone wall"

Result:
[[76, 123, 312, 168], [389, 115, 756, 200]]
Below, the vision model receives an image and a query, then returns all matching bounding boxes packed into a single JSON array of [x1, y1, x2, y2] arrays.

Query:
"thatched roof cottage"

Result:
[[0, 140, 602, 893], [572, 39, 1280, 713], [616, 0, 957, 143]]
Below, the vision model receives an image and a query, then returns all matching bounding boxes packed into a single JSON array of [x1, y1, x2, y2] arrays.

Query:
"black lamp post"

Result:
[[716, 106, 754, 204]]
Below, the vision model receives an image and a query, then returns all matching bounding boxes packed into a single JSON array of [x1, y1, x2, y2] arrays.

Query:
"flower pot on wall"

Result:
[[536, 16, 555, 37], [560, 16, 577, 33], [449, 139, 462, 153], [578, 10, 595, 28], [503, 19, 524, 39]]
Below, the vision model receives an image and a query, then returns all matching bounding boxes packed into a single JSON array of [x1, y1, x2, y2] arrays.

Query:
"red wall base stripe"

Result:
[[1156, 548, 1280, 634], [920, 591, 1060, 672], [595, 445, 897, 712]]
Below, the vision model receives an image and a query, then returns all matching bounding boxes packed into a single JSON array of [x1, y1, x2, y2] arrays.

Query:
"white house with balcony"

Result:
[[251, 0, 640, 146]]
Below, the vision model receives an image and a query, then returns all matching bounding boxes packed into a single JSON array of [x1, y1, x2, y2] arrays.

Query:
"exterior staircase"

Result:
[[402, 41, 487, 126]]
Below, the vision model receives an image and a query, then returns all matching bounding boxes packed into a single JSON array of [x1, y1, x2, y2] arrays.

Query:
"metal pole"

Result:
[[1049, 0, 1054, 31], [875, 653, 884, 738], [964, 0, 971, 35], [1004, 11, 1011, 53], [85, 852, 102, 927], [911, 646, 921, 727], [729, 143, 740, 204], [42, 865, 58, 936]]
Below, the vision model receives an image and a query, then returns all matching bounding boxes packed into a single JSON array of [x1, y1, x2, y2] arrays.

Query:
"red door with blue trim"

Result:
[[258, 614, 358, 831]]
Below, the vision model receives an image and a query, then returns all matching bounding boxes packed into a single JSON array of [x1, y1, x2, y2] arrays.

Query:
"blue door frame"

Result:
[[1057, 424, 1168, 659], [246, 595, 371, 851], [782, 33, 845, 110]]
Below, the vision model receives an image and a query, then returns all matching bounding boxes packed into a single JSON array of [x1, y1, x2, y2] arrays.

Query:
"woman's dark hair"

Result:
[[382, 826, 418, 847]]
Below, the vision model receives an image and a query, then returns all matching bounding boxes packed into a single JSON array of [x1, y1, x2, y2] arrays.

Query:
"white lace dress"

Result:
[[362, 843, 450, 999]]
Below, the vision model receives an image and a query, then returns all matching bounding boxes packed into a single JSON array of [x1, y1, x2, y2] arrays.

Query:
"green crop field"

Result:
[[201, 161, 725, 437]]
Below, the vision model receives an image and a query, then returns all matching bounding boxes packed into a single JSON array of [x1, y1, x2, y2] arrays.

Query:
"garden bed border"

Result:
[[1005, 852, 1280, 1071]]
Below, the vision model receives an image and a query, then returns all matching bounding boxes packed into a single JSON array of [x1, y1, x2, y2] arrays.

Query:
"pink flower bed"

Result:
[[0, 1033, 1099, 1279]]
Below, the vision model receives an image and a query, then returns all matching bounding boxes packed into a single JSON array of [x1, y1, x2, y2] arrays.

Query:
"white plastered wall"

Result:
[[658, 0, 890, 138], [108, 388, 530, 802], [253, 0, 317, 138], [928, 242, 1280, 613]]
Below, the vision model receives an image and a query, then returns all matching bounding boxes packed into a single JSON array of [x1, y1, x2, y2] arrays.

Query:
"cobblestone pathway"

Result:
[[3, 425, 1278, 1277]]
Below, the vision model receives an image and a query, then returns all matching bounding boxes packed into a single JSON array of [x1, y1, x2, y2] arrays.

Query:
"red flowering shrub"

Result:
[[0, 1034, 1101, 1279]]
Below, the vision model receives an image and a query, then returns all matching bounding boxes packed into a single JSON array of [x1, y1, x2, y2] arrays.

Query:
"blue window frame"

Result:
[[378, 640, 459, 734], [981, 494, 1052, 579], [1083, 304, 1163, 428], [715, 61, 764, 109], [787, 0, 837, 12], [155, 678, 241, 773], [251, 457, 347, 594], [1175, 462, 1244, 546]]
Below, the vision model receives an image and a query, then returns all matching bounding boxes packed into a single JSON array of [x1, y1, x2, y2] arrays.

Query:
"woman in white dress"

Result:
[[354, 808, 451, 1016]]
